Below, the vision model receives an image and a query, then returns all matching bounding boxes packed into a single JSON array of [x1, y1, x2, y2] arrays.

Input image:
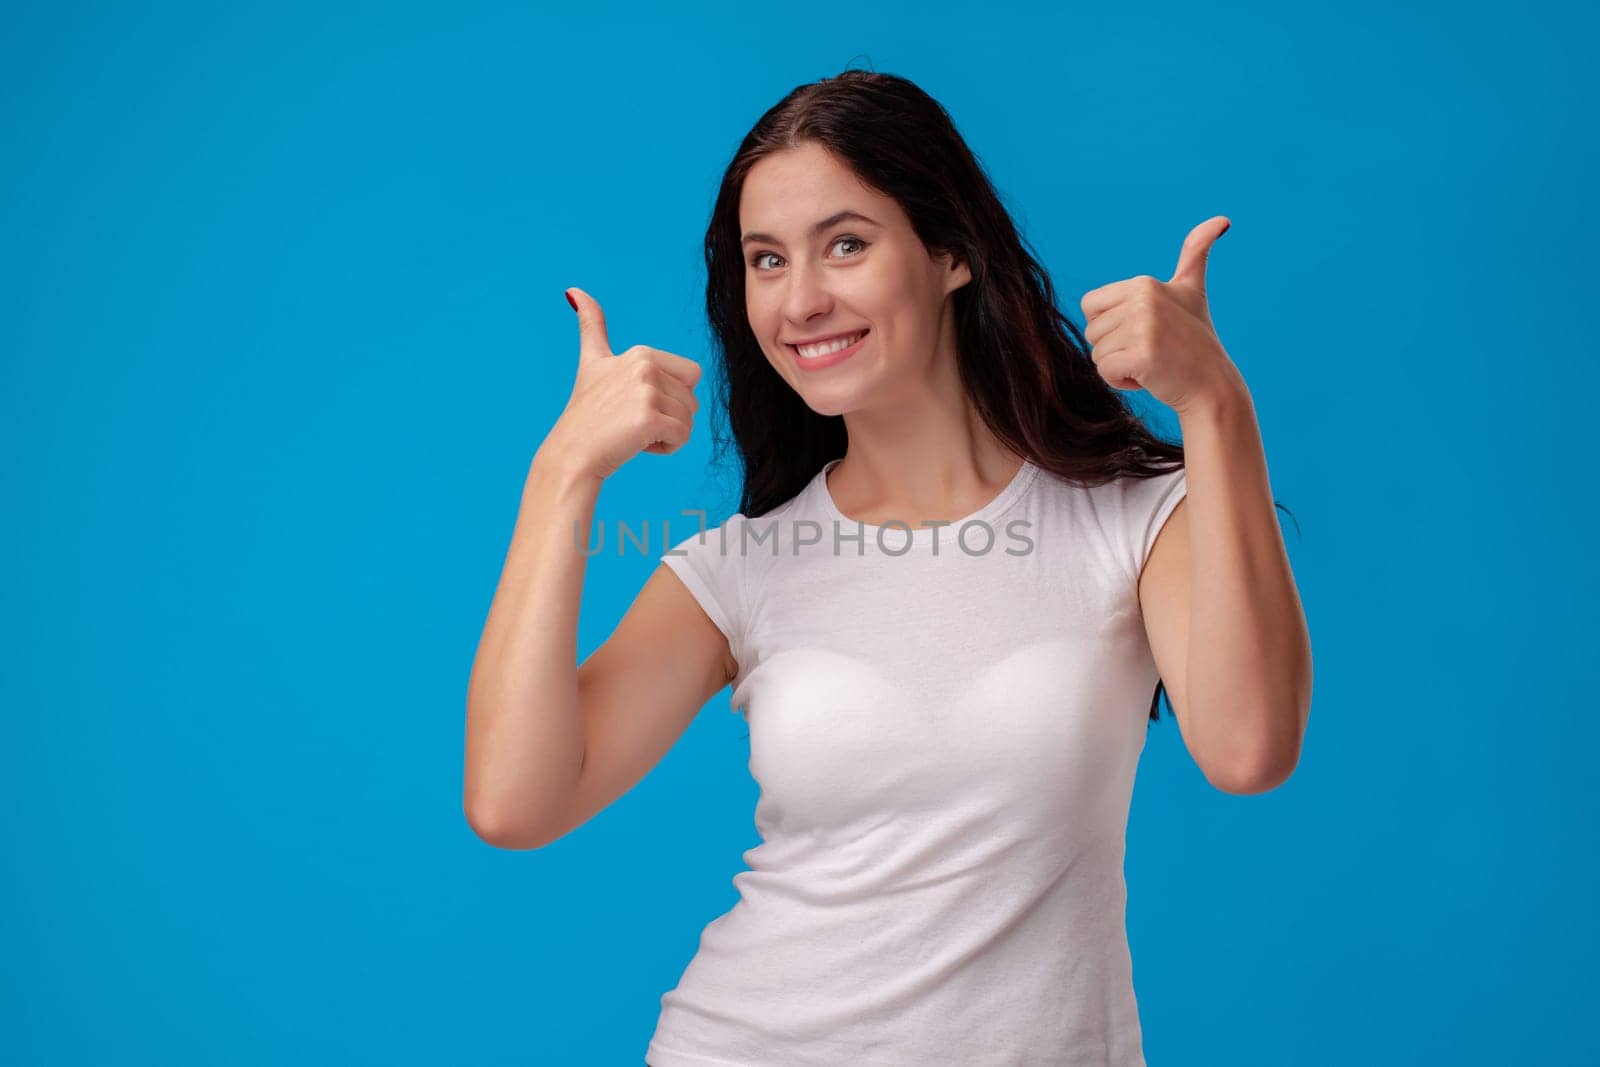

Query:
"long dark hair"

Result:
[[700, 69, 1294, 724]]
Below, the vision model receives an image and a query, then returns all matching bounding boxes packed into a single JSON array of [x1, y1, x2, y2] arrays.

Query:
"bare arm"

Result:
[[462, 448, 736, 849], [1138, 391, 1312, 794], [462, 444, 601, 848], [462, 285, 714, 849]]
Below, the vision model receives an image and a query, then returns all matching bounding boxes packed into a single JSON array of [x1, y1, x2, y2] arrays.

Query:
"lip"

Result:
[[786, 327, 869, 346], [787, 328, 870, 372]]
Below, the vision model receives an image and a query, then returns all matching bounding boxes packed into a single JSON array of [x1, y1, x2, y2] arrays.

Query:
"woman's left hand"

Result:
[[1080, 216, 1248, 418]]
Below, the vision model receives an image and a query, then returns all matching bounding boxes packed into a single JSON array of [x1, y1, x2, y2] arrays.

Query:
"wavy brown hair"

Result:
[[699, 68, 1294, 724]]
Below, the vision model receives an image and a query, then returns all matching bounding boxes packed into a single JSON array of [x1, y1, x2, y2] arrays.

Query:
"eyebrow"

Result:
[[740, 210, 881, 248]]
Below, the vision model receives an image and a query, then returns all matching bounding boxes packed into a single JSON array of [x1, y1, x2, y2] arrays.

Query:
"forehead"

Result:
[[738, 142, 889, 230]]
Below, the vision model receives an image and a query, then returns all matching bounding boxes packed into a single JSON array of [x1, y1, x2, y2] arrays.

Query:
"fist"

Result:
[[547, 287, 704, 482], [1080, 216, 1245, 417]]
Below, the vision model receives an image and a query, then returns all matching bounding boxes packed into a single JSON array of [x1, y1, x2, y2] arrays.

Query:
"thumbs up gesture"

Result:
[[1079, 216, 1247, 418], [544, 287, 704, 483]]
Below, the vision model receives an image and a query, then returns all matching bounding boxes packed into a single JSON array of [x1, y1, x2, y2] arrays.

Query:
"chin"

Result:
[[799, 387, 869, 419], [806, 400, 851, 418]]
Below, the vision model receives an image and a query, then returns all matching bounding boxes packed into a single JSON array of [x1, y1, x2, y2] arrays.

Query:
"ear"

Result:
[[936, 249, 972, 294]]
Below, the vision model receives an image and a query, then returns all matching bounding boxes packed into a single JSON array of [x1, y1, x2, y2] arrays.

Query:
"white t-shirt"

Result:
[[647, 455, 1188, 1067]]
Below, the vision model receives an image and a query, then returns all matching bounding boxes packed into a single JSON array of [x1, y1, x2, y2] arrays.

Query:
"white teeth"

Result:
[[795, 330, 866, 359]]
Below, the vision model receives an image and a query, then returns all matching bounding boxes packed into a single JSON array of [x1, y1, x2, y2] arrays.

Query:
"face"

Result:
[[738, 141, 971, 416]]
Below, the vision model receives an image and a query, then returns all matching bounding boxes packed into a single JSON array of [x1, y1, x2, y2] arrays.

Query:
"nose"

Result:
[[782, 260, 833, 325]]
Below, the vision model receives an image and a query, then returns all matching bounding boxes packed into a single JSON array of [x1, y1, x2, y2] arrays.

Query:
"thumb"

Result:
[[1168, 216, 1231, 295], [565, 287, 613, 362]]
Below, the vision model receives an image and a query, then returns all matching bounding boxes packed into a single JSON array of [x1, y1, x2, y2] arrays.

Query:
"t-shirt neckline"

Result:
[[813, 455, 1041, 547]]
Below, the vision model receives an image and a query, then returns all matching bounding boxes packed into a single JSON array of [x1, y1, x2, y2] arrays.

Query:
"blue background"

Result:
[[5, 1, 1596, 1063]]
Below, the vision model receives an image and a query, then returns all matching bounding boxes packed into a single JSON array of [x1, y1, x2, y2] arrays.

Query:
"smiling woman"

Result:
[[464, 65, 1307, 1067]]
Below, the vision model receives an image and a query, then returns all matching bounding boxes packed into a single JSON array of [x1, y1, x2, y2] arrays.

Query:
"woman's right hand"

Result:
[[543, 287, 704, 483]]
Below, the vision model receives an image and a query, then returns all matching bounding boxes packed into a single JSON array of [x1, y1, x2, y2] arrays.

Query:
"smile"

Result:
[[788, 329, 870, 370]]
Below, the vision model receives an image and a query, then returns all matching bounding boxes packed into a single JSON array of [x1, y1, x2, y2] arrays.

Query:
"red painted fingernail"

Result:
[[565, 290, 577, 311]]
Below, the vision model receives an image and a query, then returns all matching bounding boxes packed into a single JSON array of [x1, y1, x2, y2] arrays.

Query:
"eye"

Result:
[[749, 235, 869, 272]]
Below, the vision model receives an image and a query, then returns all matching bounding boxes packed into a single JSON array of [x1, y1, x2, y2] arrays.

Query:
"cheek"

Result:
[[756, 336, 790, 380], [747, 295, 780, 337]]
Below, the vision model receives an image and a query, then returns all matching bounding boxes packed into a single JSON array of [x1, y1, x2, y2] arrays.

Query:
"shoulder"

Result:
[[1044, 463, 1187, 585]]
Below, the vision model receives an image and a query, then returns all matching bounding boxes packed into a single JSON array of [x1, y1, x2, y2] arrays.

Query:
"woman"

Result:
[[464, 70, 1312, 1066]]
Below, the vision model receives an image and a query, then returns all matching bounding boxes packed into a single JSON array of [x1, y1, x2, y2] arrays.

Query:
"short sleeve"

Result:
[[660, 513, 750, 705], [1119, 466, 1188, 582]]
